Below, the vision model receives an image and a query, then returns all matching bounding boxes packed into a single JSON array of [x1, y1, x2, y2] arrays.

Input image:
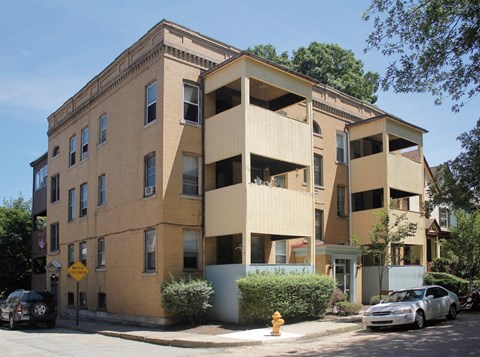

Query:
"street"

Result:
[[0, 312, 479, 356], [220, 311, 480, 357]]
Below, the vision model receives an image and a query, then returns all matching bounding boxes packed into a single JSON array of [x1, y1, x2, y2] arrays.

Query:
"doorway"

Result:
[[335, 259, 351, 300]]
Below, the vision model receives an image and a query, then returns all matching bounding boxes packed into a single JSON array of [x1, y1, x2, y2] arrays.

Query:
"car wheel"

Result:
[[30, 303, 49, 318], [9, 315, 18, 330], [413, 310, 425, 329], [46, 320, 56, 329], [447, 304, 457, 320]]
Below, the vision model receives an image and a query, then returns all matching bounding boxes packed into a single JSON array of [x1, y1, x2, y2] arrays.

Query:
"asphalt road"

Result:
[[219, 311, 480, 357], [1, 312, 479, 357]]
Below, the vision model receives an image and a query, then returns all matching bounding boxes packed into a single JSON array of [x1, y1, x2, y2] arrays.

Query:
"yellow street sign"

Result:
[[67, 261, 90, 282]]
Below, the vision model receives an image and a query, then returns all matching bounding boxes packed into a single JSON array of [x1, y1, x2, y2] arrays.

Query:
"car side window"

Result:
[[434, 287, 448, 298], [426, 288, 435, 298], [7, 291, 21, 303]]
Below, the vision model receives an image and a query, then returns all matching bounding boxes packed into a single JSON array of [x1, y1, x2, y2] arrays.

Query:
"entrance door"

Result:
[[335, 259, 351, 300]]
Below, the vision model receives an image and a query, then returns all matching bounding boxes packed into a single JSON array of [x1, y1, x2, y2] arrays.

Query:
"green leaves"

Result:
[[247, 43, 379, 104], [0, 196, 32, 296], [364, 0, 480, 111], [236, 272, 335, 324]]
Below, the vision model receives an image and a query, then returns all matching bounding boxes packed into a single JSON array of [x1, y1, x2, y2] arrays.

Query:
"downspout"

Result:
[[201, 77, 206, 278]]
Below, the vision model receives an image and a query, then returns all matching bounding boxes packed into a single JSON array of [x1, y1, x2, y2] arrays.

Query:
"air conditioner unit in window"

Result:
[[144, 186, 155, 196]]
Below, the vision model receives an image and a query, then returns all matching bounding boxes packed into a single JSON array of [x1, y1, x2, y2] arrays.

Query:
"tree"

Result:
[[441, 210, 480, 282], [427, 118, 480, 210], [248, 43, 379, 104], [363, 207, 417, 297], [363, 0, 480, 112], [0, 196, 32, 296]]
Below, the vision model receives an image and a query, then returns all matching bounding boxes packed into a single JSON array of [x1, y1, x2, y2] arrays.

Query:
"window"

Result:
[[251, 236, 265, 263], [337, 186, 346, 217], [336, 132, 346, 163], [275, 240, 287, 264], [67, 292, 74, 306], [99, 114, 107, 144], [315, 210, 323, 241], [146, 82, 157, 124], [144, 153, 156, 196], [274, 175, 286, 188], [313, 121, 322, 135], [68, 244, 74, 267], [81, 127, 88, 160], [303, 168, 307, 185], [97, 238, 105, 268], [80, 183, 88, 217], [183, 154, 199, 195], [183, 230, 199, 270], [183, 82, 200, 123], [79, 241, 87, 266], [50, 223, 59, 252], [440, 208, 449, 228], [98, 175, 106, 205], [98, 293, 107, 309], [52, 146, 60, 158], [314, 154, 323, 186], [35, 166, 48, 190], [69, 135, 77, 167], [144, 229, 156, 272], [51, 174, 60, 203], [68, 188, 75, 221], [79, 292, 87, 308]]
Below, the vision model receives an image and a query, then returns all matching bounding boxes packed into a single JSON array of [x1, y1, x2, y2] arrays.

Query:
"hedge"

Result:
[[423, 272, 470, 295], [236, 272, 335, 324]]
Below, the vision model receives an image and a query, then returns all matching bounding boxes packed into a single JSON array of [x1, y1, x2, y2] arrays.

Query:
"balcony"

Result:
[[388, 153, 423, 194]]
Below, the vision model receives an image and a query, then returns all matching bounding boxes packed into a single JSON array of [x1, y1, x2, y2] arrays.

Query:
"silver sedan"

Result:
[[363, 285, 460, 330]]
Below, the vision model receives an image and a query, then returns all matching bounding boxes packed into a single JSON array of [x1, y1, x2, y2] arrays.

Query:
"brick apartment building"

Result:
[[33, 20, 427, 324]]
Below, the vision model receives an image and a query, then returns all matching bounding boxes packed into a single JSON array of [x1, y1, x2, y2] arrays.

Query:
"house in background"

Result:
[[37, 19, 429, 324], [30, 152, 48, 291]]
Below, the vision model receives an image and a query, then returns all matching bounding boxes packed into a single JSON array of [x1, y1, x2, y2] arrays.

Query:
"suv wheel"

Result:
[[30, 302, 49, 318], [9, 315, 18, 330]]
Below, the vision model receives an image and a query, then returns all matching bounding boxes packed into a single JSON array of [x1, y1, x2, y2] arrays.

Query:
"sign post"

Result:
[[67, 261, 90, 326]]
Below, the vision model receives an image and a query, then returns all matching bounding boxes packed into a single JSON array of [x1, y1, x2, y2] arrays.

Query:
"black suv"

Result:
[[0, 290, 57, 329]]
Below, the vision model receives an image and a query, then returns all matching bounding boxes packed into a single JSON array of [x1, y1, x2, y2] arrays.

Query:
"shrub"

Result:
[[369, 294, 389, 305], [237, 272, 335, 324], [161, 276, 214, 325], [335, 301, 363, 315], [430, 257, 454, 274], [423, 272, 469, 295]]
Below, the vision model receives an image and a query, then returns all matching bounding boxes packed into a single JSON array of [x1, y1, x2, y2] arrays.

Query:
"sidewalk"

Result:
[[56, 313, 364, 348]]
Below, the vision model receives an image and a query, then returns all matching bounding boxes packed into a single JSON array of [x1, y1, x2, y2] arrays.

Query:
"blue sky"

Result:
[[1, 0, 478, 201]]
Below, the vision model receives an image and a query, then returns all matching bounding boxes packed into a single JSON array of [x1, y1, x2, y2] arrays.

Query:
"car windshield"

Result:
[[383, 289, 424, 303]]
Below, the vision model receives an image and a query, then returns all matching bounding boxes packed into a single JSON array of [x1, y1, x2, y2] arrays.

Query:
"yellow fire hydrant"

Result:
[[271, 311, 285, 336]]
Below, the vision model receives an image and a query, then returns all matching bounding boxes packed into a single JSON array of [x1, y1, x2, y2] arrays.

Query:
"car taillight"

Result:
[[15, 303, 22, 314]]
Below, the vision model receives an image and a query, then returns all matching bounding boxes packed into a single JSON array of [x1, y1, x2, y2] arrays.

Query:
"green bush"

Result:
[[430, 257, 454, 273], [423, 272, 469, 295], [335, 301, 363, 315], [161, 276, 214, 325], [236, 272, 335, 324], [369, 294, 389, 305]]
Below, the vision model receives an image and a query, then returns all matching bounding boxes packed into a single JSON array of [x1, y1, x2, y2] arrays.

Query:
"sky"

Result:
[[1, 0, 478, 201]]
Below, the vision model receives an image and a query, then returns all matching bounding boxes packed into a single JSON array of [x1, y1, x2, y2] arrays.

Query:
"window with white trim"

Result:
[[98, 174, 106, 205], [50, 223, 59, 252], [275, 240, 287, 263], [183, 82, 200, 124], [314, 154, 323, 186], [183, 230, 199, 270], [68, 188, 75, 221], [51, 174, 60, 203], [337, 186, 346, 217], [69, 135, 77, 167], [146, 82, 157, 124], [336, 131, 347, 163], [35, 166, 48, 190], [182, 154, 199, 195], [97, 238, 105, 268], [80, 183, 88, 217], [315, 210, 323, 241], [144, 229, 156, 272], [81, 127, 88, 160], [79, 241, 87, 266], [144, 153, 156, 196], [99, 114, 107, 144], [68, 244, 74, 267]]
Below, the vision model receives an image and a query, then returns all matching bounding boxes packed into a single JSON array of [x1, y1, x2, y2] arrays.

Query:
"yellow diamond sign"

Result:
[[67, 261, 90, 282]]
